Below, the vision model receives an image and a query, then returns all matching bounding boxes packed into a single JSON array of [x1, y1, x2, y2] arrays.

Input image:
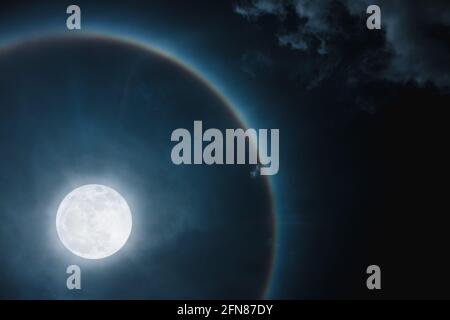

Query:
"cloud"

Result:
[[380, 0, 450, 87], [234, 0, 450, 89], [234, 0, 287, 20], [241, 50, 273, 77]]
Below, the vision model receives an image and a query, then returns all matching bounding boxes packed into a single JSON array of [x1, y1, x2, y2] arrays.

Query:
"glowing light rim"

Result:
[[0, 31, 278, 298]]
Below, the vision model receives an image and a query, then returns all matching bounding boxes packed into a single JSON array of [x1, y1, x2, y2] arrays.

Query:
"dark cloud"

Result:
[[379, 0, 450, 87], [234, 0, 450, 89], [234, 0, 287, 20], [241, 50, 273, 78]]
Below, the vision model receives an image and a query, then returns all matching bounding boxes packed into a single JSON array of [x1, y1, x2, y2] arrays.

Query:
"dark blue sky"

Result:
[[0, 0, 450, 299]]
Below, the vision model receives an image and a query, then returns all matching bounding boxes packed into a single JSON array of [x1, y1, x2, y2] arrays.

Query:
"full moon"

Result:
[[56, 184, 133, 259]]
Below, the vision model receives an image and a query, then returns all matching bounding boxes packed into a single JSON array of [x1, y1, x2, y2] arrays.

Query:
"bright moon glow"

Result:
[[56, 184, 133, 259]]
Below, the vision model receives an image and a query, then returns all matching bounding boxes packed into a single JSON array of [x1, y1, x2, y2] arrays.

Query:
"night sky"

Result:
[[0, 0, 449, 299]]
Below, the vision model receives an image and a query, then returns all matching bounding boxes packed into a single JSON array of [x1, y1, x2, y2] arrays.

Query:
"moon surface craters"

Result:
[[56, 184, 132, 260]]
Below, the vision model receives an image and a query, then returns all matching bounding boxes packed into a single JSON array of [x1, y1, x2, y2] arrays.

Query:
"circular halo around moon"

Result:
[[56, 184, 133, 259], [0, 34, 275, 298]]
